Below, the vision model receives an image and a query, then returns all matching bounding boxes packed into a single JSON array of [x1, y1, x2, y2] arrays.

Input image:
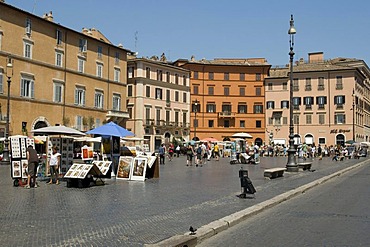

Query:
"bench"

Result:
[[298, 162, 312, 171], [264, 168, 286, 179]]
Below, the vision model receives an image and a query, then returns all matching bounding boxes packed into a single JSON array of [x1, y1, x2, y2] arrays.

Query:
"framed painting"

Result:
[[116, 156, 133, 180], [130, 157, 147, 181], [12, 161, 21, 178]]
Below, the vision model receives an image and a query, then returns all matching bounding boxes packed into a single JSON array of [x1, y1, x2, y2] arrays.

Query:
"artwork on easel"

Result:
[[116, 156, 133, 180], [130, 157, 147, 181]]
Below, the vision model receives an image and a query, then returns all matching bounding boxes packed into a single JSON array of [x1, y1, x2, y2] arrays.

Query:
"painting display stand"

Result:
[[64, 162, 111, 188]]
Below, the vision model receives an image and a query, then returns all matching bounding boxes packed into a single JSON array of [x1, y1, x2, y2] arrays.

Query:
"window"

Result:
[[183, 92, 187, 103], [97, 46, 102, 59], [175, 74, 179, 84], [78, 58, 85, 73], [224, 119, 230, 128], [208, 86, 214, 95], [292, 97, 301, 109], [79, 38, 87, 52], [146, 86, 150, 97], [293, 114, 299, 125], [317, 96, 327, 109], [224, 87, 230, 96], [55, 52, 63, 67], [222, 104, 232, 113], [193, 71, 198, 79], [24, 41, 32, 58], [156, 109, 161, 125], [175, 91, 179, 102], [318, 77, 325, 90], [293, 78, 299, 91], [266, 101, 275, 109], [336, 76, 343, 89], [166, 72, 170, 82], [96, 63, 103, 78], [305, 78, 312, 91], [207, 103, 216, 113], [255, 87, 261, 96], [166, 110, 170, 124], [281, 100, 289, 109], [114, 68, 120, 82], [306, 114, 312, 124], [208, 120, 214, 128], [183, 112, 187, 126], [145, 108, 151, 124], [21, 77, 34, 98], [145, 67, 151, 79], [319, 114, 325, 124], [238, 104, 247, 113], [175, 111, 179, 125], [304, 96, 314, 109], [256, 120, 262, 128], [256, 73, 261, 81], [334, 95, 345, 105], [127, 85, 133, 97], [25, 18, 31, 35], [56, 29, 62, 45], [166, 89, 170, 102], [253, 104, 263, 114], [0, 73, 3, 93], [318, 137, 326, 144], [94, 91, 104, 109], [193, 85, 199, 95], [115, 52, 120, 64], [157, 70, 163, 81], [224, 72, 229, 80], [268, 83, 273, 90], [74, 87, 85, 106], [112, 94, 121, 111], [183, 75, 187, 86], [76, 116, 83, 131], [128, 67, 134, 79], [240, 73, 245, 81], [283, 82, 287, 90], [209, 72, 214, 80], [239, 87, 245, 96], [335, 113, 346, 124], [128, 107, 133, 118], [53, 82, 63, 103], [155, 88, 163, 99], [240, 120, 245, 128]]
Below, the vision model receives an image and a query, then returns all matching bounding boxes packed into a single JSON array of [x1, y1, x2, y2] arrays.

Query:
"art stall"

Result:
[[116, 155, 157, 181], [10, 135, 35, 187]]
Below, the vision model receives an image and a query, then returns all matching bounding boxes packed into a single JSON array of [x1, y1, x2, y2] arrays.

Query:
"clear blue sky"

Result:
[[6, 0, 370, 66]]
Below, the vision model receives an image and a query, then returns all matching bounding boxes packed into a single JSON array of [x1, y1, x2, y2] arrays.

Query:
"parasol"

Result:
[[31, 125, 86, 136], [231, 132, 253, 139], [86, 122, 134, 138]]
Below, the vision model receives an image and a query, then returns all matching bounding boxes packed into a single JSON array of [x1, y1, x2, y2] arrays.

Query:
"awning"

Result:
[[273, 139, 286, 145]]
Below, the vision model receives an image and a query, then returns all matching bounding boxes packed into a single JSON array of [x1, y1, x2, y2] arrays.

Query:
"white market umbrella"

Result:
[[232, 132, 253, 139], [31, 125, 86, 136]]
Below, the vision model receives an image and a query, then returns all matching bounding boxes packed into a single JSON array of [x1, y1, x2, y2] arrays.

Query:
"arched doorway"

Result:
[[34, 121, 47, 130], [254, 138, 263, 146], [164, 132, 171, 144], [336, 134, 345, 146], [294, 134, 301, 146], [304, 134, 314, 145]]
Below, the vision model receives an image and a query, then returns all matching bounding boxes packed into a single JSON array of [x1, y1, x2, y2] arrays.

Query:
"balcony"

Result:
[[305, 105, 312, 110], [218, 111, 236, 118], [318, 85, 325, 91], [318, 104, 325, 110], [336, 104, 344, 110], [336, 84, 343, 90], [293, 105, 300, 110], [305, 85, 312, 91]]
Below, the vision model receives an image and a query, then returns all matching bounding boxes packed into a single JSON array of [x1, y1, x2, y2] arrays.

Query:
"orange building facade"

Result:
[[174, 57, 271, 145]]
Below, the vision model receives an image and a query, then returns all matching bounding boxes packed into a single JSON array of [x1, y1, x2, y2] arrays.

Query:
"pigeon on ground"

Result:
[[189, 226, 197, 235]]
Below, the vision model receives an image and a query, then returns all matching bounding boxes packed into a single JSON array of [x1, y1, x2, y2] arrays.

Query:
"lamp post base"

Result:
[[286, 148, 298, 172]]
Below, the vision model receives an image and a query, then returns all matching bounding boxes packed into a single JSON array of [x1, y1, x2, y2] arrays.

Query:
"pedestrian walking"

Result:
[[186, 144, 194, 166], [25, 145, 39, 189], [176, 145, 181, 157], [48, 147, 61, 185], [213, 143, 220, 161], [196, 144, 203, 167], [159, 144, 165, 165]]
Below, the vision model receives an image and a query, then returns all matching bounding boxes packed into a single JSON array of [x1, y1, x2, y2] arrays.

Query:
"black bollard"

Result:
[[239, 167, 256, 198]]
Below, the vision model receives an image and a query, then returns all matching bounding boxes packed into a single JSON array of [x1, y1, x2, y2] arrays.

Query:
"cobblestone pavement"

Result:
[[0, 155, 368, 246]]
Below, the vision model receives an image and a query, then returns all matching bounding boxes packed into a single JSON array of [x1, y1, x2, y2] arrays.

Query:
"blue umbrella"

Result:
[[86, 122, 134, 137]]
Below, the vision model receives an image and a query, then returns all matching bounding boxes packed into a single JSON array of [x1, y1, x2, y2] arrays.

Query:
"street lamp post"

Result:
[[1, 57, 13, 166], [286, 15, 298, 172], [194, 100, 198, 140]]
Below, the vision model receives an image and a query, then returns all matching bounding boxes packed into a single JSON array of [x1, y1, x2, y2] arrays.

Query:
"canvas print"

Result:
[[12, 161, 21, 178], [117, 156, 133, 180], [21, 160, 28, 179], [130, 157, 147, 181]]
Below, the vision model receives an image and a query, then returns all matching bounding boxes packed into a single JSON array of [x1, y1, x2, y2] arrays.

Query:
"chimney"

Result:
[[308, 52, 324, 63], [43, 11, 54, 22]]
